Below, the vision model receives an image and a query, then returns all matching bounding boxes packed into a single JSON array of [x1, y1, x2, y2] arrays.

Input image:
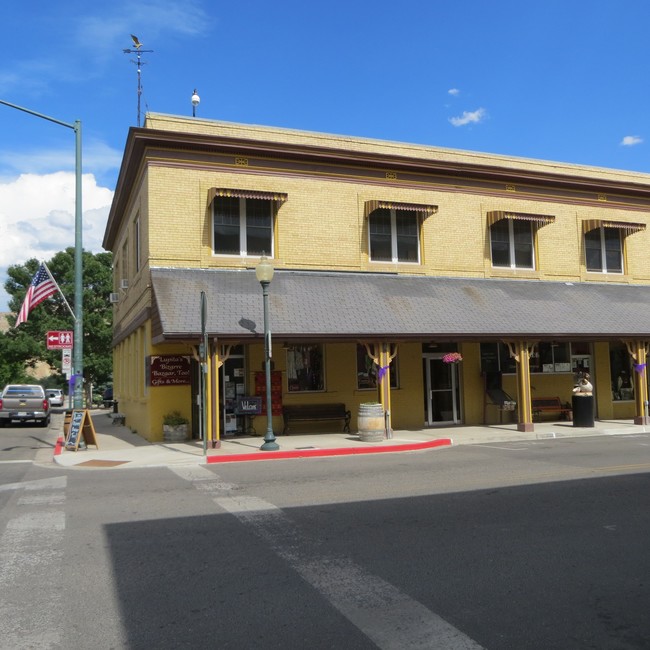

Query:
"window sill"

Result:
[[488, 267, 541, 280], [582, 272, 628, 283]]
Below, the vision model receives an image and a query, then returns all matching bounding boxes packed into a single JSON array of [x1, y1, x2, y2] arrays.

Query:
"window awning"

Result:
[[582, 219, 646, 235], [207, 188, 288, 205], [487, 211, 555, 227], [364, 200, 438, 218]]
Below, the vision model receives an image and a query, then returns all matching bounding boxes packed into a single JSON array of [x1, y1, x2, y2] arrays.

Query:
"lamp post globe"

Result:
[[191, 89, 200, 117], [256, 255, 279, 451]]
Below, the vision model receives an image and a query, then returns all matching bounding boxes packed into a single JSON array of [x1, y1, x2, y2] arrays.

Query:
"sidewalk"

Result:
[[52, 409, 647, 469]]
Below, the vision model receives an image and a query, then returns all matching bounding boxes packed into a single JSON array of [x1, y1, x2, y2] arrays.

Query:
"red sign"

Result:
[[46, 331, 73, 350]]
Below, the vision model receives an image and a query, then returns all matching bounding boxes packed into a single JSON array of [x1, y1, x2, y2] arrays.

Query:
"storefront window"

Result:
[[356, 344, 399, 389], [482, 342, 572, 374], [610, 342, 634, 401], [532, 342, 571, 373], [286, 345, 324, 392]]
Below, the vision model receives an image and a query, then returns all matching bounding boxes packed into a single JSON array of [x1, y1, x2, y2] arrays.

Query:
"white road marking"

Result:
[[0, 475, 67, 648], [171, 466, 484, 650], [0, 476, 66, 492]]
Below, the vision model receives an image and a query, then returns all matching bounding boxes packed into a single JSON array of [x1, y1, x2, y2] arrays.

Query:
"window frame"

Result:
[[489, 218, 535, 270], [356, 344, 399, 390], [212, 196, 274, 258], [585, 226, 623, 274], [369, 208, 421, 264], [286, 344, 325, 393]]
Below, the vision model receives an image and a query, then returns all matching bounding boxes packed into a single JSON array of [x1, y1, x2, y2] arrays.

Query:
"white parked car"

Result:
[[46, 389, 64, 408]]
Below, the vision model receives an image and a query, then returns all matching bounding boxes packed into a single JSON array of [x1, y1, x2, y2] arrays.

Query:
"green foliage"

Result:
[[2, 249, 113, 391], [163, 411, 189, 426]]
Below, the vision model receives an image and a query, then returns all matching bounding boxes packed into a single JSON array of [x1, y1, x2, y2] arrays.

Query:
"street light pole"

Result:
[[255, 256, 279, 451], [0, 99, 84, 408]]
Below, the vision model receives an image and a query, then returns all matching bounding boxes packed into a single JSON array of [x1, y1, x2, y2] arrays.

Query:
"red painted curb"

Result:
[[54, 437, 64, 456], [206, 437, 452, 463]]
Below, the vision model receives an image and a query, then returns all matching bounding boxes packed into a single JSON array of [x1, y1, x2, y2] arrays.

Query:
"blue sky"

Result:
[[1, 0, 650, 311]]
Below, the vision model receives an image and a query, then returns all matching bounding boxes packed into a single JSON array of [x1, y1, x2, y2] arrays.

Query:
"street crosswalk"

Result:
[[0, 476, 67, 649]]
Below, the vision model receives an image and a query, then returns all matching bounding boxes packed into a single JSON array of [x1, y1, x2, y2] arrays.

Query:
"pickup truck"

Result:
[[0, 384, 51, 427]]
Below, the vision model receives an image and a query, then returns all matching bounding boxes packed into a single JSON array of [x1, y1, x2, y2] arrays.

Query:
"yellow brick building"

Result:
[[103, 113, 650, 442]]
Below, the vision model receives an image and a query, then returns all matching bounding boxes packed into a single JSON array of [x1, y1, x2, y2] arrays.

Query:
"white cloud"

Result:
[[449, 108, 487, 127], [621, 135, 643, 146], [448, 88, 460, 96], [0, 172, 113, 311]]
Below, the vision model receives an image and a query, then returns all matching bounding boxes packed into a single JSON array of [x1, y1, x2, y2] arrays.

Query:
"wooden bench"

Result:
[[282, 403, 351, 434], [532, 397, 572, 421]]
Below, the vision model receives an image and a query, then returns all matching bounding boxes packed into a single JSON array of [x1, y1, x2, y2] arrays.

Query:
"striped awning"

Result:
[[487, 211, 555, 227], [582, 219, 646, 235], [364, 200, 438, 218], [207, 188, 288, 205]]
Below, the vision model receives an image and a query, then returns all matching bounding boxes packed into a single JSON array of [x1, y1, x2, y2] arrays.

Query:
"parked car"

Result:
[[0, 384, 50, 427], [46, 388, 64, 407]]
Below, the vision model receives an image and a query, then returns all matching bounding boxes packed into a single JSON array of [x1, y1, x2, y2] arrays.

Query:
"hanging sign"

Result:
[[149, 355, 191, 386]]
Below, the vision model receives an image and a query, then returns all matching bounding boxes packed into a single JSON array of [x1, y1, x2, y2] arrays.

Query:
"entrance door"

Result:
[[423, 356, 460, 426]]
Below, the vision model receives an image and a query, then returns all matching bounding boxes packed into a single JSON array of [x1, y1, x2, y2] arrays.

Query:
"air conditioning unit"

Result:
[[120, 279, 129, 290], [109, 293, 120, 304]]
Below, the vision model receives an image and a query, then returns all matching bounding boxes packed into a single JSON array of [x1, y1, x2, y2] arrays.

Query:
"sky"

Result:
[[2, 0, 650, 312]]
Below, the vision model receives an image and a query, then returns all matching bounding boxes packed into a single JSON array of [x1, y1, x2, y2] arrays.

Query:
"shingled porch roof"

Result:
[[149, 267, 650, 344]]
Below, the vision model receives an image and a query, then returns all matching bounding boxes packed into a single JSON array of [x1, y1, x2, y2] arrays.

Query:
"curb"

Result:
[[205, 437, 452, 463]]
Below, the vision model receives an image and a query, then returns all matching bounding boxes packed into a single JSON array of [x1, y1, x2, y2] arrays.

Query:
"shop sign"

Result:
[[149, 355, 191, 386]]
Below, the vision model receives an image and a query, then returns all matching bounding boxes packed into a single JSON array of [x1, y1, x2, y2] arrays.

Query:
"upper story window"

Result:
[[584, 226, 622, 273], [582, 220, 646, 274], [134, 216, 141, 272], [487, 211, 555, 270], [365, 200, 437, 264], [210, 188, 287, 257]]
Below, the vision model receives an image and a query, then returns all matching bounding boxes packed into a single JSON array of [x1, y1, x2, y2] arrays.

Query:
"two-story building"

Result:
[[103, 113, 650, 442]]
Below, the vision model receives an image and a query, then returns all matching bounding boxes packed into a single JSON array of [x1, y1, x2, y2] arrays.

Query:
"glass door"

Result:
[[423, 355, 460, 426]]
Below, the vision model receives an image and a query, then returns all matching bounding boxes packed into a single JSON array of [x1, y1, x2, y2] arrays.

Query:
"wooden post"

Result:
[[506, 340, 536, 432], [624, 340, 649, 425]]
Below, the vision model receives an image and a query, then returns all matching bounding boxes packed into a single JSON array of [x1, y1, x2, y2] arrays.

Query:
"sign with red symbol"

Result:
[[46, 331, 73, 350]]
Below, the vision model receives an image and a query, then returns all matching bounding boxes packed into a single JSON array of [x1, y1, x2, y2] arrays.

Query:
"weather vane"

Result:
[[123, 34, 154, 127]]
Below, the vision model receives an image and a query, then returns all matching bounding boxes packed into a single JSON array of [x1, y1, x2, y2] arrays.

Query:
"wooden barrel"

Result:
[[357, 403, 385, 442]]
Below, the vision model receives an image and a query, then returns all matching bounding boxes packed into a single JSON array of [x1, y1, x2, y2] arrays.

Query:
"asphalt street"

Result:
[[1, 424, 649, 648]]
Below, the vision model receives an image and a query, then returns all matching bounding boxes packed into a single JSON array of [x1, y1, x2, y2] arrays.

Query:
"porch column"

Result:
[[209, 344, 233, 448], [505, 340, 536, 432], [624, 340, 649, 425], [209, 341, 220, 448], [363, 342, 398, 439]]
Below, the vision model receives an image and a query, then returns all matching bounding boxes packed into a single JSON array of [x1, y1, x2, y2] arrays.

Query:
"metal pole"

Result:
[[260, 280, 279, 451], [73, 121, 83, 409], [0, 99, 83, 408]]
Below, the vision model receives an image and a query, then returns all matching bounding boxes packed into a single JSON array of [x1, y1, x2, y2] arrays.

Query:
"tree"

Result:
[[2, 249, 113, 395]]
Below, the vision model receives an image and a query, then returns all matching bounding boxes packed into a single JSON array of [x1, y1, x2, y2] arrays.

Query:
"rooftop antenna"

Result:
[[191, 89, 200, 117], [123, 34, 154, 127]]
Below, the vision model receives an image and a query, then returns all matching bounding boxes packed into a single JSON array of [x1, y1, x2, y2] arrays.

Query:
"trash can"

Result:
[[572, 395, 594, 427]]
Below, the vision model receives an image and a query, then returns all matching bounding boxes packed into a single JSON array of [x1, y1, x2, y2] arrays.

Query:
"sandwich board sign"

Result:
[[65, 410, 99, 451]]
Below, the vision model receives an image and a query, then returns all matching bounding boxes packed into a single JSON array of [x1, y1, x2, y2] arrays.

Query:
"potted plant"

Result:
[[162, 410, 189, 442]]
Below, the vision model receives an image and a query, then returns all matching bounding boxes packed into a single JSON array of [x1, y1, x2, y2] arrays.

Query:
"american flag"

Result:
[[14, 264, 58, 327]]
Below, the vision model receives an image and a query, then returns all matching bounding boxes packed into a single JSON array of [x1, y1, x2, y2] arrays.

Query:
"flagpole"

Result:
[[42, 262, 76, 322]]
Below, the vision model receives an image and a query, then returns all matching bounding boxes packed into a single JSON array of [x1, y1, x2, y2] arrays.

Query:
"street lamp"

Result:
[[191, 89, 200, 117], [255, 255, 279, 451], [0, 99, 84, 409]]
